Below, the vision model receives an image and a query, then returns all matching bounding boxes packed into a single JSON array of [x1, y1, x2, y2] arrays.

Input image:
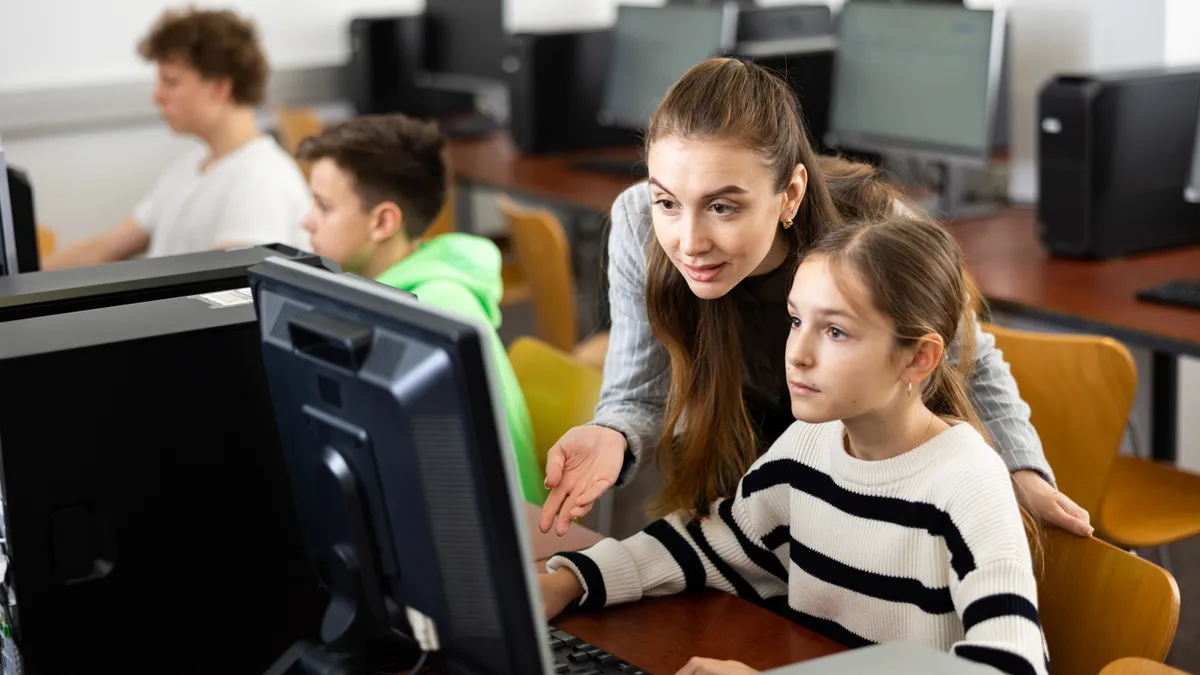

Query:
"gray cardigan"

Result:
[[592, 182, 1054, 486]]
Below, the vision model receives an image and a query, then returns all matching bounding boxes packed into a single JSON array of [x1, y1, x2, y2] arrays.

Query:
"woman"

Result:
[[538, 57, 1091, 539]]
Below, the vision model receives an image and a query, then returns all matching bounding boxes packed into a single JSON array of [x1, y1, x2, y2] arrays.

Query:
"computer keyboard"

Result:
[[547, 626, 652, 674], [569, 157, 649, 180], [1135, 279, 1200, 311]]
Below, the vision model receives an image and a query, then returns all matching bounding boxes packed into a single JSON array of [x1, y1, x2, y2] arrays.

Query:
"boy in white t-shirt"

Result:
[[44, 8, 311, 270]]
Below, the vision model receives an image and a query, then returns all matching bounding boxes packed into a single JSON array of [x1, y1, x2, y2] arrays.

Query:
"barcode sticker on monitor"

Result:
[[190, 287, 254, 308]]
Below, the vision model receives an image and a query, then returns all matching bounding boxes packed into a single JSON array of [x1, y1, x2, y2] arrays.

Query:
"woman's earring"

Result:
[[782, 217, 794, 230], [907, 382, 912, 397]]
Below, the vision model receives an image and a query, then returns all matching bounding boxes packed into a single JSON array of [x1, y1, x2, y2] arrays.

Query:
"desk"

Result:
[[446, 133, 636, 216], [521, 503, 848, 674], [949, 209, 1200, 460]]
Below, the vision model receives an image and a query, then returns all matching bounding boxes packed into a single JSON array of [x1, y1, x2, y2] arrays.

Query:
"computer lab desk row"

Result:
[[445, 131, 1200, 465]]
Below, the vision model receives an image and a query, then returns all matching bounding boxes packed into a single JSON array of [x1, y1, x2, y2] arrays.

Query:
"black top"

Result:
[[729, 256, 798, 456]]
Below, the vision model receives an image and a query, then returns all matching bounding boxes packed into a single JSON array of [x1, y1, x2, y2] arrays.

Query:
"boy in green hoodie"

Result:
[[295, 114, 547, 505]]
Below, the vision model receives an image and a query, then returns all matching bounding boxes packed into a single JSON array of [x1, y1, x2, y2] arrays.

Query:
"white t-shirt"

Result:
[[134, 136, 311, 258]]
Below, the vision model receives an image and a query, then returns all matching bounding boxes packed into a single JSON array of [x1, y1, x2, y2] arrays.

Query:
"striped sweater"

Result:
[[546, 421, 1048, 675]]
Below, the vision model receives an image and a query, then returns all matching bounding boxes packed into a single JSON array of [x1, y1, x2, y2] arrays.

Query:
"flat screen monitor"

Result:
[[827, 3, 1004, 164], [598, 4, 736, 130]]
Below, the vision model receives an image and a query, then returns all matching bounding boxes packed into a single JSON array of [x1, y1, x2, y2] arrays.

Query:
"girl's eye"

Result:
[[828, 326, 847, 340]]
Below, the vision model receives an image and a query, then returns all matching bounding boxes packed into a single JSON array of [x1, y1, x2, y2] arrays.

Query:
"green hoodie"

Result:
[[375, 233, 546, 505]]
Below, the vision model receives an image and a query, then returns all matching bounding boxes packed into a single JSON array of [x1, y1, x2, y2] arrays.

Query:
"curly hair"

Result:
[[138, 7, 268, 106]]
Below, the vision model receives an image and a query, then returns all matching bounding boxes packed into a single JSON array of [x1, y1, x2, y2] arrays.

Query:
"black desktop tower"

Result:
[[1037, 68, 1200, 259], [346, 15, 430, 117], [506, 30, 641, 154], [0, 295, 324, 674]]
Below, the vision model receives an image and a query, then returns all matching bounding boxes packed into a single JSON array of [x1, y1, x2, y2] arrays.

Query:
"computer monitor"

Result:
[[0, 138, 39, 276], [250, 259, 548, 674], [1186, 103, 1200, 204], [826, 3, 1004, 217], [827, 3, 1004, 164], [597, 4, 737, 131], [0, 243, 334, 323], [0, 291, 325, 674]]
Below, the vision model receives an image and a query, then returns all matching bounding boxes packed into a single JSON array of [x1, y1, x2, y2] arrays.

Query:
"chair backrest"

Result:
[[983, 324, 1137, 517], [1099, 657, 1191, 675], [274, 107, 325, 181], [424, 161, 456, 239], [508, 337, 602, 469], [1039, 529, 1179, 675], [496, 196, 578, 352]]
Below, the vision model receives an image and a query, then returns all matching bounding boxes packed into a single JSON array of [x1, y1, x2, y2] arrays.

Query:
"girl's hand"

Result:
[[675, 657, 759, 675], [539, 569, 584, 620]]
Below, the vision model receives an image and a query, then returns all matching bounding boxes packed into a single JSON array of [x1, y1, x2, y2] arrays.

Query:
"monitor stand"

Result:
[[263, 446, 418, 675], [924, 160, 1002, 222]]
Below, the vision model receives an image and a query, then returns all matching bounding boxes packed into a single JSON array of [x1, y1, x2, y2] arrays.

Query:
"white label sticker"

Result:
[[190, 287, 254, 308]]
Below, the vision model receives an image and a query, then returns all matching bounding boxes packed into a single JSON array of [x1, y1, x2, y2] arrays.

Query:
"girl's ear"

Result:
[[901, 333, 945, 390]]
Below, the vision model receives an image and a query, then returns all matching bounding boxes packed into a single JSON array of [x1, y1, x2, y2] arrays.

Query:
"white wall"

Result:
[[0, 0, 424, 94]]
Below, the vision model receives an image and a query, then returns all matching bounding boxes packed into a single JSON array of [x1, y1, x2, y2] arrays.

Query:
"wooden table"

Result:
[[1100, 657, 1193, 675], [446, 133, 637, 216], [949, 208, 1200, 460], [522, 504, 847, 674]]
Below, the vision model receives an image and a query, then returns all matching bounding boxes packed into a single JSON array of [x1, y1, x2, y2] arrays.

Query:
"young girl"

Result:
[[539, 214, 1047, 675], [538, 57, 1089, 542]]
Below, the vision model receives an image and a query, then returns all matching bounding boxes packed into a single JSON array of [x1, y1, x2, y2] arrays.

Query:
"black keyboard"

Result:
[[547, 626, 652, 674], [1136, 279, 1200, 311], [569, 157, 649, 180]]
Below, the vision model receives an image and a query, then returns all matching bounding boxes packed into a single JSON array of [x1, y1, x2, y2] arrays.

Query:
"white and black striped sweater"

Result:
[[546, 421, 1048, 675]]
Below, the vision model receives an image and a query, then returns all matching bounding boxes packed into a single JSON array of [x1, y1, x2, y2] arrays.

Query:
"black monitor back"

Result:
[[0, 294, 324, 674], [251, 260, 548, 674], [0, 243, 333, 323]]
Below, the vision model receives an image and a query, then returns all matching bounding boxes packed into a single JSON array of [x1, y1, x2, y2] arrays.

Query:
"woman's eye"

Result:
[[710, 203, 739, 216], [789, 316, 801, 329], [654, 199, 678, 211]]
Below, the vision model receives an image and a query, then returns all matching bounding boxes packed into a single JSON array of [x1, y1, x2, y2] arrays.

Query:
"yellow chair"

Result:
[[1100, 657, 1192, 675], [507, 337, 603, 471], [985, 324, 1200, 555], [982, 324, 1137, 519], [274, 107, 325, 180], [1038, 529, 1179, 675], [497, 195, 609, 370], [36, 225, 57, 259]]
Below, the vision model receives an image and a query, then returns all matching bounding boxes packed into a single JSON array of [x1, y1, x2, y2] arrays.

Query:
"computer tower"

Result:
[[0, 243, 334, 323], [748, 48, 835, 153], [0, 294, 324, 674], [1037, 68, 1200, 259], [505, 30, 641, 154], [346, 15, 429, 117]]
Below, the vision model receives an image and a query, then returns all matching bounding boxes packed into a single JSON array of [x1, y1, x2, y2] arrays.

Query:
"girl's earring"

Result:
[[907, 382, 912, 397]]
